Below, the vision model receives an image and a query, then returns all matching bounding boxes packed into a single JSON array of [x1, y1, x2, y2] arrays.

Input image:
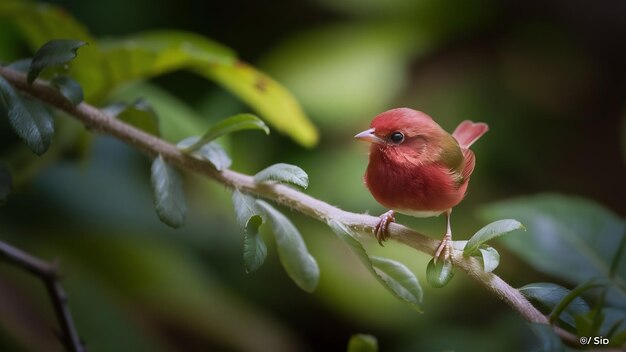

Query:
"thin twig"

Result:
[[0, 66, 581, 347], [0, 240, 85, 352]]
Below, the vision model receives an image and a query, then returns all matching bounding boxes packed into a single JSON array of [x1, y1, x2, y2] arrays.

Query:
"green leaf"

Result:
[[51, 76, 83, 105], [232, 189, 260, 228], [347, 334, 378, 352], [242, 216, 266, 274], [480, 194, 626, 309], [107, 82, 208, 142], [464, 219, 525, 256], [479, 246, 500, 273], [0, 4, 95, 50], [256, 200, 319, 292], [0, 3, 108, 98], [550, 281, 603, 327], [193, 143, 230, 171], [0, 162, 11, 206], [177, 137, 231, 171], [528, 323, 565, 352], [576, 311, 605, 341], [601, 308, 626, 338], [611, 328, 626, 347], [254, 163, 309, 189], [602, 307, 626, 340], [610, 233, 626, 279], [104, 99, 160, 136], [426, 258, 455, 288], [201, 61, 318, 147], [27, 39, 87, 83], [231, 190, 267, 273], [455, 241, 500, 272], [101, 102, 129, 118], [328, 220, 423, 311], [150, 155, 187, 228], [181, 113, 269, 152], [583, 290, 608, 337], [4, 5, 319, 144], [0, 77, 54, 155], [519, 283, 590, 328], [7, 58, 32, 73], [99, 31, 317, 147], [99, 30, 235, 84], [371, 256, 424, 305]]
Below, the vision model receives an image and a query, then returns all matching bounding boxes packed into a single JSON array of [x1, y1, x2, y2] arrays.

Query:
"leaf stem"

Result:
[[0, 66, 579, 347]]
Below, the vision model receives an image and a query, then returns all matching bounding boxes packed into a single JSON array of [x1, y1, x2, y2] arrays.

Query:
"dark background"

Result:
[[0, 0, 625, 351]]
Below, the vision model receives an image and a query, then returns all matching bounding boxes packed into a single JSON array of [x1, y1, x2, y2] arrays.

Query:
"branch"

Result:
[[0, 240, 85, 352], [0, 66, 579, 347]]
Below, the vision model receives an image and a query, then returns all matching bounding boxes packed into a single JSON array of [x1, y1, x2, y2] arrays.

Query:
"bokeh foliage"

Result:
[[1, 0, 625, 351]]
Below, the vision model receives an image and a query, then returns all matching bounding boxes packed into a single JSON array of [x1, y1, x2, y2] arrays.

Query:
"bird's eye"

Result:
[[389, 131, 404, 144]]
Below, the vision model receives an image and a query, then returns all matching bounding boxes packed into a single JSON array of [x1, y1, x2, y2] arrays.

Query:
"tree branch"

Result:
[[0, 240, 85, 352], [0, 66, 579, 347]]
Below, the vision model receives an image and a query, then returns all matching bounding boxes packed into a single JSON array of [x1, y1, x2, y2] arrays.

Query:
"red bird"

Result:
[[355, 108, 488, 261]]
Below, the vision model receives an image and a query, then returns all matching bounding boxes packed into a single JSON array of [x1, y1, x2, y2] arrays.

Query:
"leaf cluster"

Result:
[[0, 2, 318, 146], [482, 195, 626, 349]]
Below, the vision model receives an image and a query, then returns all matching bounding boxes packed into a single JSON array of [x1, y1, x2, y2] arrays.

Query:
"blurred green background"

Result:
[[1, 0, 625, 351]]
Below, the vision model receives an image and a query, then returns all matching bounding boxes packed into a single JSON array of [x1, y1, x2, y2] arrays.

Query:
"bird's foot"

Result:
[[374, 210, 396, 246], [434, 233, 452, 263]]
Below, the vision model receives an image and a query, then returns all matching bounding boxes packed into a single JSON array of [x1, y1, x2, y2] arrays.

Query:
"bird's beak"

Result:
[[354, 128, 384, 144]]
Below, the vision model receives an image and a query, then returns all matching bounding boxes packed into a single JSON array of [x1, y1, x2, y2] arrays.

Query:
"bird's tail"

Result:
[[452, 120, 489, 149]]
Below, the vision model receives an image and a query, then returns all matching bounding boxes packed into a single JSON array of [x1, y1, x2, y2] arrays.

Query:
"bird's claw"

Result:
[[434, 233, 452, 263], [374, 210, 396, 246]]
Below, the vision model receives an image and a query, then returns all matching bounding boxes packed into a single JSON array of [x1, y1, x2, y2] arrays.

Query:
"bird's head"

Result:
[[355, 108, 452, 164]]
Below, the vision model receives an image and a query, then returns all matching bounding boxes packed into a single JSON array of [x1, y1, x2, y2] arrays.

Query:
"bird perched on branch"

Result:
[[355, 108, 488, 261]]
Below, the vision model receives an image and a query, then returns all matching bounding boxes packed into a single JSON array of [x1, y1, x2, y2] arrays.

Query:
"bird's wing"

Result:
[[461, 149, 476, 181], [450, 120, 486, 183]]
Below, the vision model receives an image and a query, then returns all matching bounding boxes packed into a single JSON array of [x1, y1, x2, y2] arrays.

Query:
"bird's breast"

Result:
[[364, 149, 468, 216]]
